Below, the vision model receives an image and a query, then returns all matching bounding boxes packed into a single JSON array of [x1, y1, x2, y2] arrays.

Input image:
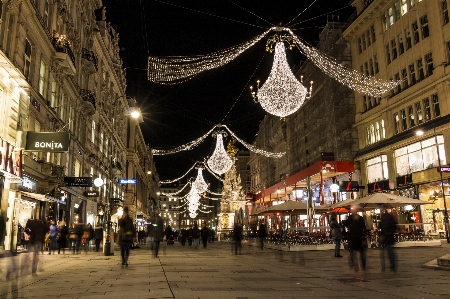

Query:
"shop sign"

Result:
[[338, 181, 360, 192], [45, 194, 67, 205], [396, 174, 413, 187], [118, 178, 136, 184], [25, 132, 70, 152], [111, 198, 124, 206], [0, 139, 22, 178], [321, 152, 335, 161], [367, 179, 391, 193], [438, 167, 450, 173], [64, 177, 93, 187], [83, 190, 99, 197]]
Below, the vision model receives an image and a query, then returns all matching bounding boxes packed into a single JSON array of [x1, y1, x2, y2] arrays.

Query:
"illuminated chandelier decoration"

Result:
[[186, 186, 201, 218], [250, 37, 310, 117], [147, 26, 399, 98], [207, 132, 233, 175], [152, 124, 285, 158], [192, 167, 208, 193]]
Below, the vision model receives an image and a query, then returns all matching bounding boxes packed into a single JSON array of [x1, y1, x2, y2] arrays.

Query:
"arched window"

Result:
[[91, 120, 95, 143]]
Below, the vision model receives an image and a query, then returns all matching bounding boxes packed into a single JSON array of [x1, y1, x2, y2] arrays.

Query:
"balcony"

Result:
[[79, 89, 96, 115], [81, 48, 98, 75], [52, 35, 76, 75]]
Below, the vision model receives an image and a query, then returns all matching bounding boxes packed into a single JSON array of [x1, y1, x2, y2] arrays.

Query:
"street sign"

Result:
[[83, 191, 99, 197], [64, 177, 93, 187], [118, 178, 137, 184], [438, 167, 450, 172]]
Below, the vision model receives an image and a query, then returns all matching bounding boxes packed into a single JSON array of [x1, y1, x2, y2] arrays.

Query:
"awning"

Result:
[[21, 191, 50, 202], [253, 160, 355, 203]]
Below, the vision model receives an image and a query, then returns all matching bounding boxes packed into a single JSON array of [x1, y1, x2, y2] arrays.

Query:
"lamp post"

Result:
[[416, 128, 449, 243], [93, 177, 112, 255]]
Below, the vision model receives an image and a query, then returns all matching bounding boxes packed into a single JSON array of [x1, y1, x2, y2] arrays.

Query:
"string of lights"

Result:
[[159, 163, 197, 184], [147, 29, 273, 84], [205, 189, 222, 196], [204, 163, 224, 182], [286, 29, 400, 96], [160, 182, 191, 196], [151, 126, 216, 155]]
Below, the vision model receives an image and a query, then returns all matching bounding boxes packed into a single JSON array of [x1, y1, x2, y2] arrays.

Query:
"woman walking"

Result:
[[57, 221, 68, 254], [329, 212, 344, 258]]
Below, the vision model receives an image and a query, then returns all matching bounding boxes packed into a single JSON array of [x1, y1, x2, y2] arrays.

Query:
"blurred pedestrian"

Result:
[[57, 221, 68, 254], [25, 219, 46, 274], [344, 205, 367, 272], [329, 212, 344, 258], [165, 224, 172, 242], [118, 206, 135, 266], [153, 209, 164, 257], [180, 228, 187, 246], [48, 220, 59, 255], [379, 205, 398, 272], [68, 223, 82, 254], [94, 223, 103, 252], [82, 223, 94, 253], [188, 226, 193, 246], [233, 224, 243, 255], [258, 220, 267, 250], [192, 222, 200, 249], [200, 224, 209, 248]]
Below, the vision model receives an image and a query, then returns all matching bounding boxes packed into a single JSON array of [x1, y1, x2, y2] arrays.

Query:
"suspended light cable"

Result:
[[159, 164, 197, 184], [227, 0, 275, 26], [205, 189, 222, 196], [285, 0, 317, 26], [160, 182, 191, 196], [204, 163, 224, 182]]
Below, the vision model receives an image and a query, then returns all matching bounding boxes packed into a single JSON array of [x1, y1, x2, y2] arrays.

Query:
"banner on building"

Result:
[[0, 139, 22, 178], [338, 181, 360, 192], [396, 174, 413, 187], [25, 132, 70, 152]]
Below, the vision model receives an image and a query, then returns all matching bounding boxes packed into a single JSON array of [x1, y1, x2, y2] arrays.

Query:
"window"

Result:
[[412, 22, 420, 44], [370, 124, 375, 143], [100, 132, 104, 152], [410, 0, 416, 8], [91, 120, 95, 143], [366, 127, 371, 145], [395, 73, 401, 93], [358, 38, 362, 53], [369, 58, 374, 76], [443, 0, 450, 25], [375, 122, 381, 141], [366, 155, 389, 183], [363, 96, 368, 111], [368, 96, 373, 109], [409, 63, 416, 84], [425, 53, 433, 76], [432, 93, 440, 117], [391, 39, 397, 60], [398, 33, 404, 55], [38, 60, 47, 98], [24, 39, 32, 79], [415, 101, 423, 124], [408, 106, 415, 127], [362, 34, 366, 50], [389, 7, 394, 26], [405, 28, 412, 50], [44, 0, 50, 28], [402, 68, 408, 89], [394, 112, 400, 134], [105, 138, 109, 157], [365, 62, 369, 76], [68, 105, 74, 132], [386, 44, 391, 64], [60, 95, 66, 121], [401, 109, 407, 131], [374, 55, 379, 73], [417, 58, 424, 80], [51, 81, 58, 107], [423, 98, 431, 121], [420, 15, 429, 38], [401, 0, 408, 15], [367, 30, 371, 46], [381, 120, 386, 139], [371, 26, 376, 42], [394, 2, 401, 20]]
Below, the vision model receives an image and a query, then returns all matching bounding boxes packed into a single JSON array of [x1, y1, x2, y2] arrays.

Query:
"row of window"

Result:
[[385, 15, 429, 66], [393, 93, 440, 134], [359, 55, 380, 78], [366, 120, 386, 146], [362, 95, 381, 113], [383, 0, 426, 31], [358, 26, 376, 54], [391, 53, 434, 98]]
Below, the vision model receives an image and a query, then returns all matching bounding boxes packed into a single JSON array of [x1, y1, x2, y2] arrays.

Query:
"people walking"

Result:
[[187, 226, 193, 246], [379, 205, 398, 272], [153, 209, 164, 258], [25, 219, 46, 274], [180, 228, 187, 246], [165, 225, 172, 242], [233, 224, 243, 255], [68, 223, 82, 254], [192, 222, 200, 249], [48, 220, 59, 255], [258, 221, 267, 250], [329, 212, 344, 258], [57, 221, 68, 254], [82, 223, 94, 253], [94, 223, 103, 252], [200, 224, 209, 248], [344, 205, 367, 272], [118, 207, 135, 267]]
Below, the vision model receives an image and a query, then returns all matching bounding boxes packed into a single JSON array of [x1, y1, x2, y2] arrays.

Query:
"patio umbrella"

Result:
[[252, 200, 329, 216], [334, 193, 432, 209]]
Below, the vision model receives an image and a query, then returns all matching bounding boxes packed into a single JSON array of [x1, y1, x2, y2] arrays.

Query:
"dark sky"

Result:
[[103, 0, 355, 183]]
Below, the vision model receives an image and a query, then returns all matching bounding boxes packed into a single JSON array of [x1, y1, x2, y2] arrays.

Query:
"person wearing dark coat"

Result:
[[192, 222, 200, 249], [344, 205, 367, 272], [187, 226, 193, 246], [118, 206, 136, 266], [329, 212, 344, 258], [25, 219, 47, 274], [233, 224, 243, 255], [68, 223, 83, 254], [180, 228, 187, 246], [153, 209, 164, 257], [83, 223, 94, 252], [94, 224, 103, 252], [258, 221, 267, 250], [379, 206, 398, 272], [164, 225, 172, 241], [57, 221, 68, 254], [200, 224, 209, 248]]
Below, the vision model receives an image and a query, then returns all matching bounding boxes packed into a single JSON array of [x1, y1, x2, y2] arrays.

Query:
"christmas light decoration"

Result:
[[206, 189, 222, 196], [285, 28, 400, 97], [192, 167, 208, 193], [251, 42, 308, 117], [207, 132, 233, 175], [205, 163, 224, 181], [148, 29, 273, 84], [160, 182, 191, 196], [152, 126, 216, 155], [159, 164, 197, 184]]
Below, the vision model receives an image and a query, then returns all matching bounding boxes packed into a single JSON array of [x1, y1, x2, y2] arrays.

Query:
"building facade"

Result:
[[344, 0, 450, 234], [0, 0, 157, 253]]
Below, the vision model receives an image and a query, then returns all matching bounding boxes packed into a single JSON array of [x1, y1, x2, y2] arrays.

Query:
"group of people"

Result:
[[329, 204, 398, 272], [178, 223, 214, 248]]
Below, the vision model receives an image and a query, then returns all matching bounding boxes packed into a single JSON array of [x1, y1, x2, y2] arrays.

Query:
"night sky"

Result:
[[103, 0, 355, 183]]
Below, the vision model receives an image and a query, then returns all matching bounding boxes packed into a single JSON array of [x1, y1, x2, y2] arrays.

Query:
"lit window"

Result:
[[394, 112, 400, 134], [432, 93, 440, 117], [408, 106, 415, 127], [420, 15, 429, 38], [401, 0, 408, 15], [425, 53, 433, 76]]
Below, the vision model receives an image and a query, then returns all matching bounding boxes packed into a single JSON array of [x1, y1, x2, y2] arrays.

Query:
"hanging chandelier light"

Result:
[[207, 132, 233, 175], [192, 167, 208, 193]]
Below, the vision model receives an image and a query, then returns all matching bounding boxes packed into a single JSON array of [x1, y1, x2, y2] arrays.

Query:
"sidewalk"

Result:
[[0, 241, 449, 299]]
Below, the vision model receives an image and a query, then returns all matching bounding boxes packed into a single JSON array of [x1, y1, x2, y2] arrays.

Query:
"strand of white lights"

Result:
[[285, 29, 400, 96], [222, 125, 285, 158], [207, 133, 233, 175], [204, 163, 224, 182], [201, 195, 221, 200], [192, 168, 208, 193], [148, 29, 273, 84], [254, 42, 308, 117], [152, 126, 217, 155], [205, 189, 222, 196], [160, 182, 191, 196], [160, 163, 197, 184]]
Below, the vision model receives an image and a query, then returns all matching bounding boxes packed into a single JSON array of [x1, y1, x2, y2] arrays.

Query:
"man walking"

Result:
[[192, 222, 200, 249], [258, 220, 267, 250], [344, 205, 367, 271], [118, 207, 135, 267], [153, 209, 164, 257], [200, 223, 209, 248], [379, 205, 398, 272]]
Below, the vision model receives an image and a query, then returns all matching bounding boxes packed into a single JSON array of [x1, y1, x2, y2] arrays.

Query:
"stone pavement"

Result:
[[0, 241, 449, 299]]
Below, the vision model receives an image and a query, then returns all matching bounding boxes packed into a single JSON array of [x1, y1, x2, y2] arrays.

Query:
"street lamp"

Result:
[[94, 177, 112, 255], [416, 128, 449, 243]]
